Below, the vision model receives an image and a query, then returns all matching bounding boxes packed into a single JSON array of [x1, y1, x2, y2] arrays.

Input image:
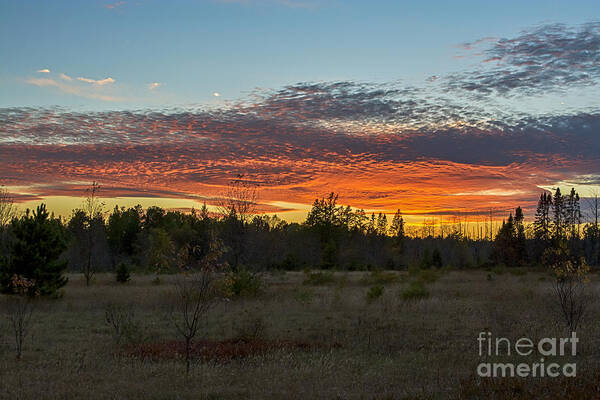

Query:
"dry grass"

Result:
[[1, 270, 600, 399]]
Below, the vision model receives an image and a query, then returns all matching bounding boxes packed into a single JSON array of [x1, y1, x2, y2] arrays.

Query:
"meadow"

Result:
[[1, 268, 600, 399]]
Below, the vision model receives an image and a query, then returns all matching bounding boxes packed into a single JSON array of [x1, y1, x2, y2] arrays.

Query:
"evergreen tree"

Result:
[[493, 214, 519, 266], [376, 212, 388, 236], [366, 213, 377, 235], [1, 204, 68, 296], [552, 188, 565, 242], [534, 192, 552, 242], [390, 209, 405, 240], [514, 206, 527, 264]]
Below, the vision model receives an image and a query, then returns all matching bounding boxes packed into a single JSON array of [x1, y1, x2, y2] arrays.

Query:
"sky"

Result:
[[1, 0, 600, 222]]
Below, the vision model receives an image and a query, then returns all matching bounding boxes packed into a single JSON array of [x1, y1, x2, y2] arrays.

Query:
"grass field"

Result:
[[1, 269, 600, 399]]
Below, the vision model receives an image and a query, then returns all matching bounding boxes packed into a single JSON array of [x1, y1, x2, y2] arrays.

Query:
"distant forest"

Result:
[[1, 181, 599, 283]]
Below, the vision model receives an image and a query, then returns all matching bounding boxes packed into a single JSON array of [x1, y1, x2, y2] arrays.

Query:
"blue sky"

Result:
[[2, 0, 599, 110]]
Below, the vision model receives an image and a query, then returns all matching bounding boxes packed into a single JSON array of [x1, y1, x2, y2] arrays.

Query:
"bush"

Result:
[[409, 268, 439, 284], [115, 263, 131, 283], [401, 280, 430, 301], [303, 270, 336, 286], [221, 269, 263, 297], [366, 285, 384, 303], [104, 304, 143, 345], [361, 270, 398, 285]]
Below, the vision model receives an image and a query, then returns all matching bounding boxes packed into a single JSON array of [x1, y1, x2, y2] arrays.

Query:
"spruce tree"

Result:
[[1, 204, 68, 296]]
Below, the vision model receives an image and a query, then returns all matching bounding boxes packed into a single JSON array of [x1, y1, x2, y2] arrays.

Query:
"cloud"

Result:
[[26, 78, 59, 88], [59, 73, 73, 81], [147, 82, 161, 90], [445, 22, 600, 97], [104, 1, 126, 9], [37, 69, 50, 73], [1, 95, 598, 216], [77, 77, 116, 85], [9, 22, 600, 216], [25, 77, 123, 102]]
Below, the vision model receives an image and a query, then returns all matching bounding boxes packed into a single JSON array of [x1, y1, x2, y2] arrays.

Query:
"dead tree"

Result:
[[5, 275, 38, 359], [170, 234, 223, 375]]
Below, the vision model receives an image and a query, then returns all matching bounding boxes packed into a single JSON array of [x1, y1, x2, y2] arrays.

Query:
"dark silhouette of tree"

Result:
[[493, 213, 517, 266], [514, 206, 527, 264], [432, 248, 443, 268], [534, 192, 552, 261], [107, 205, 143, 262], [1, 204, 68, 296], [390, 209, 405, 243], [376, 212, 388, 236], [68, 182, 107, 286], [553, 188, 565, 242]]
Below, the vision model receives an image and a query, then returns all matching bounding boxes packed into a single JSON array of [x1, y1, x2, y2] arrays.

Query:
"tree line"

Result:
[[0, 182, 599, 296]]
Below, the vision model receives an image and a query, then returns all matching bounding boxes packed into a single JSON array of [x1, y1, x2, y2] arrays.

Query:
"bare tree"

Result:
[[5, 275, 38, 359], [217, 174, 259, 224], [170, 234, 223, 375], [0, 187, 16, 267], [545, 245, 591, 332], [586, 190, 600, 265], [74, 182, 106, 286], [0, 187, 17, 227]]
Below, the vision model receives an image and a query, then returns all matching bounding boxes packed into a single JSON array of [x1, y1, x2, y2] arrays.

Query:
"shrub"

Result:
[[401, 280, 430, 301], [409, 268, 439, 284], [366, 285, 384, 303], [104, 303, 142, 345], [221, 269, 263, 297], [303, 270, 336, 286], [115, 263, 131, 283], [361, 270, 398, 285]]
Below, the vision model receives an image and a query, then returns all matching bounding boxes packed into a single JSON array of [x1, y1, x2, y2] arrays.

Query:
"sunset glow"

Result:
[[1, 1, 599, 222]]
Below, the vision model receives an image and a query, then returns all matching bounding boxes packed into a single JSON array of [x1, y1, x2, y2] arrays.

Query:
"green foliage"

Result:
[[303, 270, 336, 286], [366, 285, 384, 303], [401, 280, 430, 301], [1, 204, 68, 296], [115, 263, 131, 283], [107, 205, 142, 257], [221, 269, 263, 297]]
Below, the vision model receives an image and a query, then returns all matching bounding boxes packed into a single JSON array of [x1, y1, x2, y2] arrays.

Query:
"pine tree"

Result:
[[376, 213, 388, 236], [1, 204, 68, 296], [534, 192, 552, 242], [390, 209, 405, 240], [552, 188, 565, 242], [514, 206, 527, 264]]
